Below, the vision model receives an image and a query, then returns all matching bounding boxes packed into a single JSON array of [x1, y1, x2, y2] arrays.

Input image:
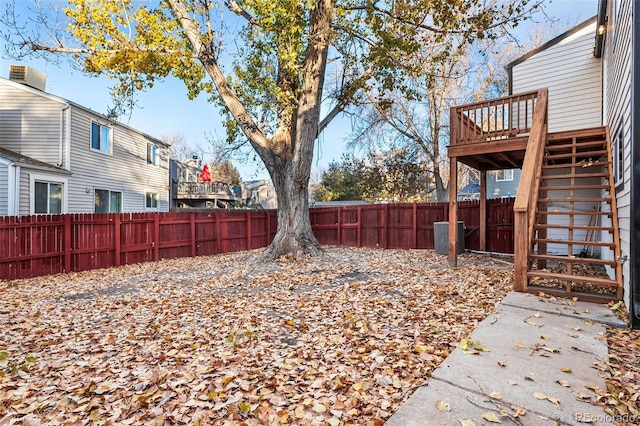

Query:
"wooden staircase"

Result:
[[525, 127, 623, 302]]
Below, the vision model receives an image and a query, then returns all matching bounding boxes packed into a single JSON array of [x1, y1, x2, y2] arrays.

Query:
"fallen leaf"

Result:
[[312, 403, 327, 413], [458, 419, 476, 426], [533, 392, 547, 400], [435, 400, 451, 412], [560, 368, 572, 373], [482, 411, 502, 423], [489, 391, 502, 399], [557, 380, 571, 387]]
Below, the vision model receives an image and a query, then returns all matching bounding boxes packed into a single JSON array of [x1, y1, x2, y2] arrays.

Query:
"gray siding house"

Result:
[[0, 69, 170, 216]]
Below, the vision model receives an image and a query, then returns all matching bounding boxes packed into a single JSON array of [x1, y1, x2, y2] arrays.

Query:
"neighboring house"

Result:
[[0, 66, 170, 215], [242, 179, 277, 210], [457, 169, 520, 200], [169, 156, 239, 209]]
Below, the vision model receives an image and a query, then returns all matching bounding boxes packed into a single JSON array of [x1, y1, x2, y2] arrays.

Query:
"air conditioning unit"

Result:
[[9, 65, 47, 91]]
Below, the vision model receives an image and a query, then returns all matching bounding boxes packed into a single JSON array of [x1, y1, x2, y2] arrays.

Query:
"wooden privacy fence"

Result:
[[0, 199, 514, 280]]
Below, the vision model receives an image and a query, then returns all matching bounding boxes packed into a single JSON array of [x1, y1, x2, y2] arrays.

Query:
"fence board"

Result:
[[1, 201, 514, 280]]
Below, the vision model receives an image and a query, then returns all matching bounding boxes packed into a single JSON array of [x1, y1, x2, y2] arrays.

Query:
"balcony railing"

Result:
[[450, 90, 540, 145], [172, 181, 239, 200]]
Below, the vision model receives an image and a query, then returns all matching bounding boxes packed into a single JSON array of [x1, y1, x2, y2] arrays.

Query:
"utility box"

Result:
[[434, 221, 465, 255]]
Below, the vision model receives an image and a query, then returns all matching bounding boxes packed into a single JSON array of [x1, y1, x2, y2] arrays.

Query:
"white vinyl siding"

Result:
[[511, 20, 602, 133], [0, 82, 65, 166], [66, 107, 169, 213], [602, 0, 632, 306]]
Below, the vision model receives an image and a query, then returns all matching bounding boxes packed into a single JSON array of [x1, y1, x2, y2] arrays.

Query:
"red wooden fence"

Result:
[[0, 200, 514, 280]]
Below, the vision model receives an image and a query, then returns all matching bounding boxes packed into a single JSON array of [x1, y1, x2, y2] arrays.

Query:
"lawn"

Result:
[[1, 247, 634, 425]]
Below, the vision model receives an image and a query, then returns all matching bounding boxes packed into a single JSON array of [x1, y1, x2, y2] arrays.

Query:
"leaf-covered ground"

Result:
[[597, 326, 640, 425], [0, 247, 636, 425], [1, 248, 514, 425]]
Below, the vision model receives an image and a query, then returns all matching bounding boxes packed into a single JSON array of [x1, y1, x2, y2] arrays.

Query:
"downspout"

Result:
[[62, 103, 71, 170], [7, 164, 20, 216], [630, 0, 640, 328]]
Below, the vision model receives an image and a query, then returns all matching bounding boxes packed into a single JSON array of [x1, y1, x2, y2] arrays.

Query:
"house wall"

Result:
[[510, 19, 602, 133], [602, 0, 633, 308], [0, 81, 64, 166], [66, 106, 170, 213]]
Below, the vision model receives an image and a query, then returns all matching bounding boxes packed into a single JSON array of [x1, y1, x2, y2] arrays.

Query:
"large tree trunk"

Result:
[[262, 157, 322, 259]]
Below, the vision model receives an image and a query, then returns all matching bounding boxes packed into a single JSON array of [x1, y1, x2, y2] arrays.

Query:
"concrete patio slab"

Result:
[[386, 292, 623, 426]]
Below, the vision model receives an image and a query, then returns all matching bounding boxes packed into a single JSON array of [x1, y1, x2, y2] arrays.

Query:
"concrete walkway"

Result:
[[387, 292, 627, 426]]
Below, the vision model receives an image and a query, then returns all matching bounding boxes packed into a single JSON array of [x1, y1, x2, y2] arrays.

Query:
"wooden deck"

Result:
[[447, 89, 623, 303]]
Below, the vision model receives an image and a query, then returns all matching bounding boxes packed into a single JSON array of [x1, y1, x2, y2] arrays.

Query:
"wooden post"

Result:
[[246, 211, 252, 250], [337, 207, 342, 246], [382, 204, 389, 248], [190, 213, 196, 257], [514, 210, 528, 292], [412, 203, 418, 249], [215, 211, 222, 254], [153, 214, 160, 261], [64, 214, 72, 273], [449, 156, 458, 266], [114, 214, 121, 267], [357, 206, 362, 247], [480, 166, 487, 252]]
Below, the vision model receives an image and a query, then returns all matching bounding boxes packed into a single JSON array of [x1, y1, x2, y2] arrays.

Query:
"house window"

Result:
[[612, 124, 624, 187], [495, 169, 514, 182], [146, 192, 158, 209], [95, 189, 122, 213], [34, 181, 63, 214], [91, 122, 111, 154], [147, 143, 159, 166]]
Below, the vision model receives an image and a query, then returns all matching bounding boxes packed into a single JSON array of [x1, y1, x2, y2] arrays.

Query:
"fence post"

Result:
[[337, 207, 342, 246], [246, 211, 252, 250], [114, 214, 121, 267], [267, 211, 272, 244], [215, 211, 222, 254], [153, 214, 160, 261], [357, 207, 362, 247], [410, 204, 417, 248], [190, 213, 196, 257], [382, 204, 388, 248], [64, 214, 72, 273]]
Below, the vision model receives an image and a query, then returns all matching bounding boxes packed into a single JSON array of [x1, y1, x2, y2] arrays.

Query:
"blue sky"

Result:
[[0, 0, 598, 181]]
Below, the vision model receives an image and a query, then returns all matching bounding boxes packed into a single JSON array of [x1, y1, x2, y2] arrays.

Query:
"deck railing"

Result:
[[172, 181, 239, 200], [513, 88, 548, 291], [450, 90, 540, 145]]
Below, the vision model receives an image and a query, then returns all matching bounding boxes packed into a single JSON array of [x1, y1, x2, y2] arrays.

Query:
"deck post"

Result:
[[448, 156, 458, 266], [480, 166, 487, 252]]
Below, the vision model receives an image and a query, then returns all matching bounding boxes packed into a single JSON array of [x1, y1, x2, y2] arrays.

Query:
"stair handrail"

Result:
[[513, 88, 548, 291]]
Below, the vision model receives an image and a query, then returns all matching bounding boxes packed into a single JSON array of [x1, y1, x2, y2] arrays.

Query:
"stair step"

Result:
[[545, 140, 607, 151], [546, 128, 607, 140], [529, 254, 617, 266], [542, 161, 609, 170], [524, 286, 618, 303], [532, 238, 616, 248], [539, 184, 609, 191], [536, 210, 613, 217], [537, 197, 611, 203], [544, 150, 607, 160], [540, 172, 608, 179], [527, 271, 618, 288], [534, 224, 613, 232]]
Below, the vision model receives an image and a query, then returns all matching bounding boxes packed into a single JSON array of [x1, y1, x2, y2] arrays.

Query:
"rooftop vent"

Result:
[[9, 65, 46, 91]]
